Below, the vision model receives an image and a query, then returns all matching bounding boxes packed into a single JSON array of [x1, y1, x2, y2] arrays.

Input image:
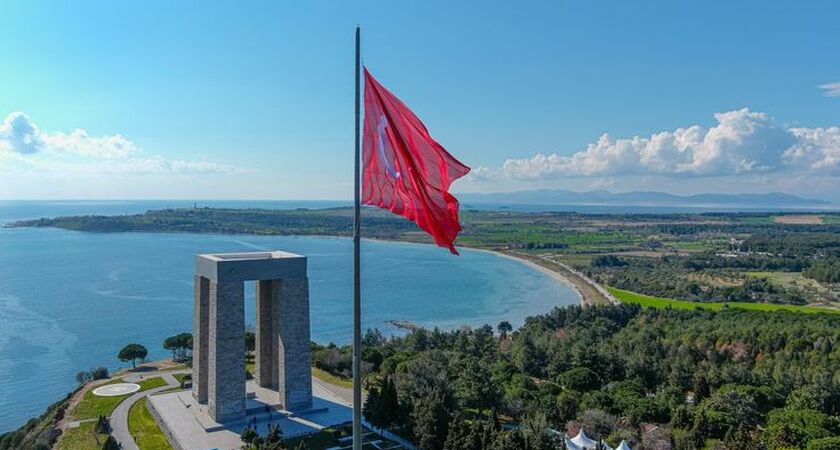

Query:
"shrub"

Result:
[[807, 437, 840, 450], [91, 367, 109, 380]]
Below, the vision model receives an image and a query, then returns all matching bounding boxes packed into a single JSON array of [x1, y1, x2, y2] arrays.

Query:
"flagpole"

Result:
[[352, 25, 363, 450]]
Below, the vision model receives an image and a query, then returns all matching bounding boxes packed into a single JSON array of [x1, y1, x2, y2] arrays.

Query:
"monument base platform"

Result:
[[148, 380, 351, 450]]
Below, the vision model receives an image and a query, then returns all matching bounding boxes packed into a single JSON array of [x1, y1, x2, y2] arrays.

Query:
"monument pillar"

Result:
[[275, 277, 313, 411], [255, 280, 278, 389], [208, 280, 246, 422], [192, 275, 209, 403]]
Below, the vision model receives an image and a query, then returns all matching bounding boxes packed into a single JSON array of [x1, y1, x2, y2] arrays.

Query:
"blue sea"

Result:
[[0, 200, 578, 432]]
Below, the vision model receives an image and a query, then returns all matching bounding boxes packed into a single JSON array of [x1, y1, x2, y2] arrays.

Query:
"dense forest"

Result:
[[322, 304, 840, 450]]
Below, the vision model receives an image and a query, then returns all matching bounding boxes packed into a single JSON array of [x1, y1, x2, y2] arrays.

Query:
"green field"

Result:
[[71, 377, 168, 420], [55, 421, 110, 450], [128, 398, 173, 450], [608, 287, 840, 314], [312, 367, 353, 389]]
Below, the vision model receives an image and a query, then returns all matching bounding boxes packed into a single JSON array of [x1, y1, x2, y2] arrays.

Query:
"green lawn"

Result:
[[56, 421, 110, 450], [312, 367, 353, 389], [608, 287, 840, 314], [173, 373, 190, 384], [71, 377, 168, 420], [128, 397, 173, 450]]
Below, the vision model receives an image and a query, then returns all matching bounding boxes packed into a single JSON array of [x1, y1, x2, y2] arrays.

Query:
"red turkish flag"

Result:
[[362, 68, 470, 254]]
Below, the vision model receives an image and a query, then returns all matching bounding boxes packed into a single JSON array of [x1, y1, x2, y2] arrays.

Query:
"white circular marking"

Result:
[[92, 383, 141, 397]]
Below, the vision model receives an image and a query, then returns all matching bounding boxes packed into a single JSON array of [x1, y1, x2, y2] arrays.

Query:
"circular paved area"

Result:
[[93, 383, 141, 397]]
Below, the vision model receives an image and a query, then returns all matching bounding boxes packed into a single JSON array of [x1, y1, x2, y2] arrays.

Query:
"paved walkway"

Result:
[[111, 372, 182, 450]]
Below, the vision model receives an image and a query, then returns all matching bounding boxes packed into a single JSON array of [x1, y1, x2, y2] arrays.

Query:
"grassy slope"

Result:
[[312, 367, 353, 389], [55, 421, 109, 450], [608, 287, 840, 314], [71, 377, 167, 420], [128, 398, 172, 450]]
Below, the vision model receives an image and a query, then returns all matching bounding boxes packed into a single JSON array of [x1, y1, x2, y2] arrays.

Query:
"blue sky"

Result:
[[1, 1, 838, 200]]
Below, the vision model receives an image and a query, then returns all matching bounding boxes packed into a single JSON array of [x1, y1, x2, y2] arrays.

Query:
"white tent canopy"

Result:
[[562, 429, 633, 450], [571, 429, 598, 449]]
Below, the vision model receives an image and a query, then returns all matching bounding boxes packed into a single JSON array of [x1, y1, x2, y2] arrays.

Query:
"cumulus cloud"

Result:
[[0, 111, 242, 174], [484, 108, 840, 180], [0, 112, 43, 154], [819, 82, 840, 97]]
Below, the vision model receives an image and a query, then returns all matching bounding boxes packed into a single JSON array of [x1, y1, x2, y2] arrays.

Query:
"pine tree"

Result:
[[101, 436, 119, 450], [443, 413, 482, 450], [412, 388, 451, 450]]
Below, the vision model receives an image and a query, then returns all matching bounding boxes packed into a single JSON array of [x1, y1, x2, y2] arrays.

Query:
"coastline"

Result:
[[489, 249, 615, 307], [361, 237, 611, 307]]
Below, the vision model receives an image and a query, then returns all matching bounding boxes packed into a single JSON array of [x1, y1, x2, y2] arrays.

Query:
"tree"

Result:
[[497, 321, 513, 341], [807, 437, 840, 450], [118, 343, 148, 369], [91, 367, 109, 380], [240, 424, 287, 450], [364, 375, 400, 431], [763, 409, 840, 449], [95, 415, 110, 434], [444, 413, 482, 450], [101, 436, 119, 450], [559, 367, 600, 392], [76, 371, 91, 385], [240, 426, 260, 449], [412, 388, 451, 450], [556, 390, 581, 424], [520, 412, 555, 450], [245, 330, 256, 356], [454, 356, 499, 412], [163, 333, 193, 361]]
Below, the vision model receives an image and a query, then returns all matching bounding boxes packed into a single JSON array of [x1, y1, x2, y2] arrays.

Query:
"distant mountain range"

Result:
[[459, 190, 833, 208]]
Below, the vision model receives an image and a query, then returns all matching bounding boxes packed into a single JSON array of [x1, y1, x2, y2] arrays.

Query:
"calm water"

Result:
[[0, 202, 578, 432]]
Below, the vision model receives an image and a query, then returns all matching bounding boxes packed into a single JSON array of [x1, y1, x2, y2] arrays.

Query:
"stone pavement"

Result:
[[148, 377, 355, 450]]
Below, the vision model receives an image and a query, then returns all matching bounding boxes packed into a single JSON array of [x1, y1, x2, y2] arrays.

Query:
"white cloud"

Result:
[[0, 112, 43, 154], [819, 82, 840, 97], [43, 129, 138, 159], [485, 108, 839, 180], [0, 111, 243, 175]]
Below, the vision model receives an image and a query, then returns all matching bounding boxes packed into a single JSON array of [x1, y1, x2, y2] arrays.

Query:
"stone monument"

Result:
[[192, 251, 313, 422]]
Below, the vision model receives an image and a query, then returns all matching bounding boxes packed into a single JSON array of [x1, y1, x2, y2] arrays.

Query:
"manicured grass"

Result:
[[248, 363, 353, 389], [312, 367, 353, 389], [173, 373, 190, 384], [128, 397, 173, 450], [608, 287, 840, 314], [56, 421, 109, 450], [72, 376, 168, 420]]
